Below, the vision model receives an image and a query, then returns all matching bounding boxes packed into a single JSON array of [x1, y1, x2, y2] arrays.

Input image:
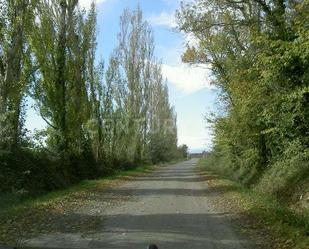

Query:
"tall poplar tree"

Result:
[[0, 0, 35, 151]]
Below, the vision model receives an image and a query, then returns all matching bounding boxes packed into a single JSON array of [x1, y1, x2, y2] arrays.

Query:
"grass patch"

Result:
[[198, 158, 309, 249]]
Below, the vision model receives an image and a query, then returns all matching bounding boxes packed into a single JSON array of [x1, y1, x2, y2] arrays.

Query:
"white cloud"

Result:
[[177, 116, 213, 152], [147, 11, 177, 28], [79, 0, 107, 10], [162, 64, 213, 94]]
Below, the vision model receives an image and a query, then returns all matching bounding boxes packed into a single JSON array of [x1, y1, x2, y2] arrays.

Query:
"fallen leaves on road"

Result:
[[0, 170, 154, 245], [198, 170, 305, 249], [0, 180, 124, 244]]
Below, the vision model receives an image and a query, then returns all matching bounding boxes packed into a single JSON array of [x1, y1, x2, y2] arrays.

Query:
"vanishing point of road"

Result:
[[23, 159, 258, 249]]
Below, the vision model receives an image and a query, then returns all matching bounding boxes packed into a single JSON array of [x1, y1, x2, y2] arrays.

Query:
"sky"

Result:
[[26, 0, 218, 153]]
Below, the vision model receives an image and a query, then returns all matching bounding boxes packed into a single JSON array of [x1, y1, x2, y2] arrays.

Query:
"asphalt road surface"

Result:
[[23, 159, 258, 249]]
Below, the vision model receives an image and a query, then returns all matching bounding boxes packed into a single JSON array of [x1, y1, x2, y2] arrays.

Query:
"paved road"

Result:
[[23, 159, 257, 249]]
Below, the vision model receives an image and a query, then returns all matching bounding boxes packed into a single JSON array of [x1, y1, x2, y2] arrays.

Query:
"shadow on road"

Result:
[[102, 186, 239, 198], [16, 160, 258, 249], [91, 212, 255, 249]]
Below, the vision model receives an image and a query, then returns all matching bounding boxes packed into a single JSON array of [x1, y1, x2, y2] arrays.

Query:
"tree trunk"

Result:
[[56, 0, 68, 153]]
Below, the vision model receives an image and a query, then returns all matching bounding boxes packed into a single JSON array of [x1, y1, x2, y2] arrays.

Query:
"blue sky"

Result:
[[26, 0, 218, 153]]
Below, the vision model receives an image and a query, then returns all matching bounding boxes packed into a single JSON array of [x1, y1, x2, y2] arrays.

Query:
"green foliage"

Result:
[[0, 2, 184, 194], [257, 140, 309, 197], [177, 0, 309, 199], [0, 147, 99, 194], [0, 0, 36, 151], [176, 144, 189, 159]]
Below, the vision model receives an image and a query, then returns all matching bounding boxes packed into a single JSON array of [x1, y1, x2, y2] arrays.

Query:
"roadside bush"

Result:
[[0, 149, 64, 193], [235, 148, 261, 186], [0, 148, 104, 194], [200, 152, 234, 178], [256, 140, 309, 198]]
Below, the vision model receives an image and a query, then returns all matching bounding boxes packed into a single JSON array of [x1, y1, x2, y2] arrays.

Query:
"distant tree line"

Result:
[[177, 0, 309, 198], [0, 0, 185, 193]]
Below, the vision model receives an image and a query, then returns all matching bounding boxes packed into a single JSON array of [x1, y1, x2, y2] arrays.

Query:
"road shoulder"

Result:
[[197, 161, 309, 249]]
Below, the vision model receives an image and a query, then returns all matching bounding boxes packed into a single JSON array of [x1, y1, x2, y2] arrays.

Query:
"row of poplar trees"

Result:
[[177, 0, 308, 197], [0, 0, 179, 192]]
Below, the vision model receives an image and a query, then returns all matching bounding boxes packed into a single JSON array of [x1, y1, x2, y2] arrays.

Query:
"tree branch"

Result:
[[40, 113, 58, 130]]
